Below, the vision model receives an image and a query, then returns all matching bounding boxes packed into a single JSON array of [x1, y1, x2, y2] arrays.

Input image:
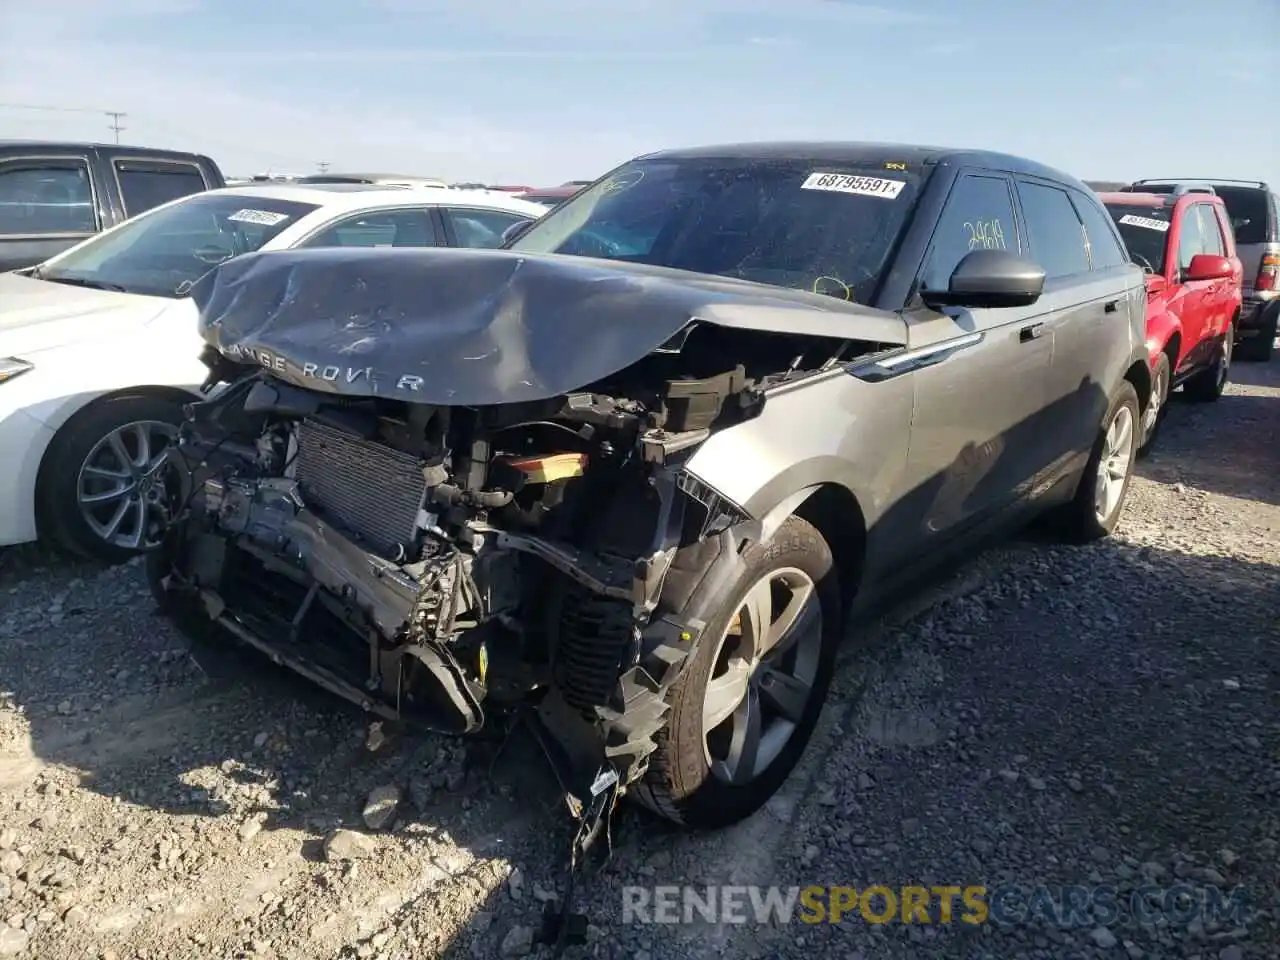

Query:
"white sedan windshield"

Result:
[[36, 193, 319, 298]]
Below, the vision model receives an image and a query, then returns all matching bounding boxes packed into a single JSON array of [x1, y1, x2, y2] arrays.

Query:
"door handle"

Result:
[[1020, 323, 1045, 342], [1104, 299, 1120, 313]]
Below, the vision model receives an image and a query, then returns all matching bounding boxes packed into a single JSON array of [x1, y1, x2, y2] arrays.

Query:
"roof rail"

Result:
[[1130, 177, 1269, 189]]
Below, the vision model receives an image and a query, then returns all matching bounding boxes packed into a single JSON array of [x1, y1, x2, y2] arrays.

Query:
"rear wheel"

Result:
[[1235, 309, 1276, 362], [1137, 352, 1170, 458], [1183, 322, 1233, 402], [633, 516, 841, 828], [1047, 381, 1140, 544]]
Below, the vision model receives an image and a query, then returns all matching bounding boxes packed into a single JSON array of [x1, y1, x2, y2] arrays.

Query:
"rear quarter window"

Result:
[[1212, 186, 1272, 245]]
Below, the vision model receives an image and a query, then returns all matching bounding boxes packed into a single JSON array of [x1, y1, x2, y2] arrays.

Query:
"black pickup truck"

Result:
[[0, 141, 225, 272]]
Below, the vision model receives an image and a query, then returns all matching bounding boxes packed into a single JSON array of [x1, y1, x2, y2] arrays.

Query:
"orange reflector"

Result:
[[504, 452, 588, 484]]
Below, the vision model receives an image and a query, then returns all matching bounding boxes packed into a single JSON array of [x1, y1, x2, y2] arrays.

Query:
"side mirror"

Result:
[[923, 249, 1046, 309], [1183, 253, 1233, 282], [500, 220, 533, 246]]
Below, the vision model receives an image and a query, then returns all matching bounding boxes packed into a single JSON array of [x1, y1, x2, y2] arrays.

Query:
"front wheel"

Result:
[[1046, 380, 1140, 544], [632, 516, 842, 828]]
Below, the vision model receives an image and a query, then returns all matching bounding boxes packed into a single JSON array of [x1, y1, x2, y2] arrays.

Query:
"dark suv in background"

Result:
[[1123, 179, 1280, 361], [0, 141, 225, 272]]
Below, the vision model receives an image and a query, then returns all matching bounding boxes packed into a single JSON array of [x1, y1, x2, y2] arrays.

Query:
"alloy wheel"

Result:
[[76, 420, 179, 551], [1093, 405, 1135, 525], [702, 567, 824, 786], [1143, 362, 1167, 436]]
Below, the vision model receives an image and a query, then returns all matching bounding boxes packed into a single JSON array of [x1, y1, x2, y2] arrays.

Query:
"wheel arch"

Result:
[[1145, 303, 1183, 369], [1123, 359, 1152, 415], [757, 481, 868, 614]]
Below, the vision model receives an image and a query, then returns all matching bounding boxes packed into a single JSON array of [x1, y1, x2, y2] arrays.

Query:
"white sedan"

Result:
[[0, 183, 546, 561]]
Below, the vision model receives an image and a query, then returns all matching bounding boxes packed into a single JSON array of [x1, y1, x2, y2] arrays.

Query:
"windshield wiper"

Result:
[[40, 276, 129, 293]]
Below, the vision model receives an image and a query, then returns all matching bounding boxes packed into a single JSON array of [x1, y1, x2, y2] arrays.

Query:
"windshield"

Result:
[[1105, 204, 1171, 274], [506, 157, 922, 303], [37, 193, 318, 298]]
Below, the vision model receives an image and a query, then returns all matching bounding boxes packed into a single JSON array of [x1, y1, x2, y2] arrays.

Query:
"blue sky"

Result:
[[1, 0, 1277, 186]]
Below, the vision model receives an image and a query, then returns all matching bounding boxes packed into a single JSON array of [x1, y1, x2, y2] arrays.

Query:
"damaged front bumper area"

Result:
[[152, 423, 743, 947], [150, 415, 733, 789]]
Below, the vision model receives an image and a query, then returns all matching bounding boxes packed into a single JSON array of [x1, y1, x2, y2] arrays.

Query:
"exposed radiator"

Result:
[[294, 419, 427, 558]]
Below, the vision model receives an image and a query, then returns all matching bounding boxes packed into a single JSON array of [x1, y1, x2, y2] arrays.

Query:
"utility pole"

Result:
[[105, 111, 126, 143]]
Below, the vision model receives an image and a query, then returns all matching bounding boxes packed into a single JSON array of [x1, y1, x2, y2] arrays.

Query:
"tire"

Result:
[[1235, 312, 1275, 362], [1047, 380, 1140, 544], [36, 395, 185, 563], [1137, 351, 1170, 458], [1182, 322, 1233, 402], [634, 516, 842, 829], [1235, 336, 1273, 362]]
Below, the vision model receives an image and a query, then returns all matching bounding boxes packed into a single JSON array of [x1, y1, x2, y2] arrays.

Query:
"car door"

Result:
[[296, 207, 443, 249], [892, 170, 1054, 554], [1170, 203, 1215, 373], [1190, 203, 1236, 361], [0, 154, 101, 271], [1013, 178, 1121, 474], [440, 207, 535, 248]]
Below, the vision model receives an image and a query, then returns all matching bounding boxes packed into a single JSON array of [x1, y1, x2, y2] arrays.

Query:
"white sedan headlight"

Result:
[[0, 358, 34, 386]]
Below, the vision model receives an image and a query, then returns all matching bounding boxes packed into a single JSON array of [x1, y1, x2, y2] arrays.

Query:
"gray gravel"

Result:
[[1, 361, 1277, 960]]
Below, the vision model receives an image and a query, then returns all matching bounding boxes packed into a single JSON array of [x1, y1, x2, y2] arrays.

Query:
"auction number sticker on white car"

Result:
[[801, 172, 905, 199], [1118, 214, 1170, 232], [227, 208, 292, 226]]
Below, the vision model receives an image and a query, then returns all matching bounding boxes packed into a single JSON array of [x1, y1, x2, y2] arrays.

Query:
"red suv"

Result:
[[1099, 187, 1243, 452]]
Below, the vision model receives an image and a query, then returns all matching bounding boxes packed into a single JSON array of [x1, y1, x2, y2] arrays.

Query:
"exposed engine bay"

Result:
[[159, 319, 868, 746]]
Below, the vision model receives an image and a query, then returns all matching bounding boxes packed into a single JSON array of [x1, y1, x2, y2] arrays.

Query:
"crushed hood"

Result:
[[190, 247, 906, 406], [0, 272, 170, 355]]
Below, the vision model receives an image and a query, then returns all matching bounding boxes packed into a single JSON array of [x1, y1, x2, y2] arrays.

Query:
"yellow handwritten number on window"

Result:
[[963, 219, 1007, 252]]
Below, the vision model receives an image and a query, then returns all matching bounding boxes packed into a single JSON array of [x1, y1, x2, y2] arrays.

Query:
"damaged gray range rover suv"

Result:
[[150, 143, 1151, 841]]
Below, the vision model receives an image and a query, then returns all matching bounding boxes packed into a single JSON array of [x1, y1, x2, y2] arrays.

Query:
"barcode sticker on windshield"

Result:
[[228, 208, 291, 226], [801, 172, 905, 199], [1118, 214, 1170, 232]]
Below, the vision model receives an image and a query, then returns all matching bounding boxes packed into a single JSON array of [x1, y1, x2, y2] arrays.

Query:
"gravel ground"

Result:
[[0, 361, 1276, 960]]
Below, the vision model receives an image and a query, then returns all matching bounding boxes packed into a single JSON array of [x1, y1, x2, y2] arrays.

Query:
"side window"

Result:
[[1198, 205, 1226, 256], [303, 209, 439, 248], [918, 174, 1018, 292], [1177, 205, 1205, 272], [115, 161, 207, 217], [0, 160, 97, 235], [1015, 181, 1091, 279], [444, 208, 533, 249], [1071, 193, 1128, 269]]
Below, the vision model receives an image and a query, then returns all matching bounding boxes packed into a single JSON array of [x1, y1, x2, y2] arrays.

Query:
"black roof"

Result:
[[637, 140, 1089, 191], [0, 139, 215, 162]]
